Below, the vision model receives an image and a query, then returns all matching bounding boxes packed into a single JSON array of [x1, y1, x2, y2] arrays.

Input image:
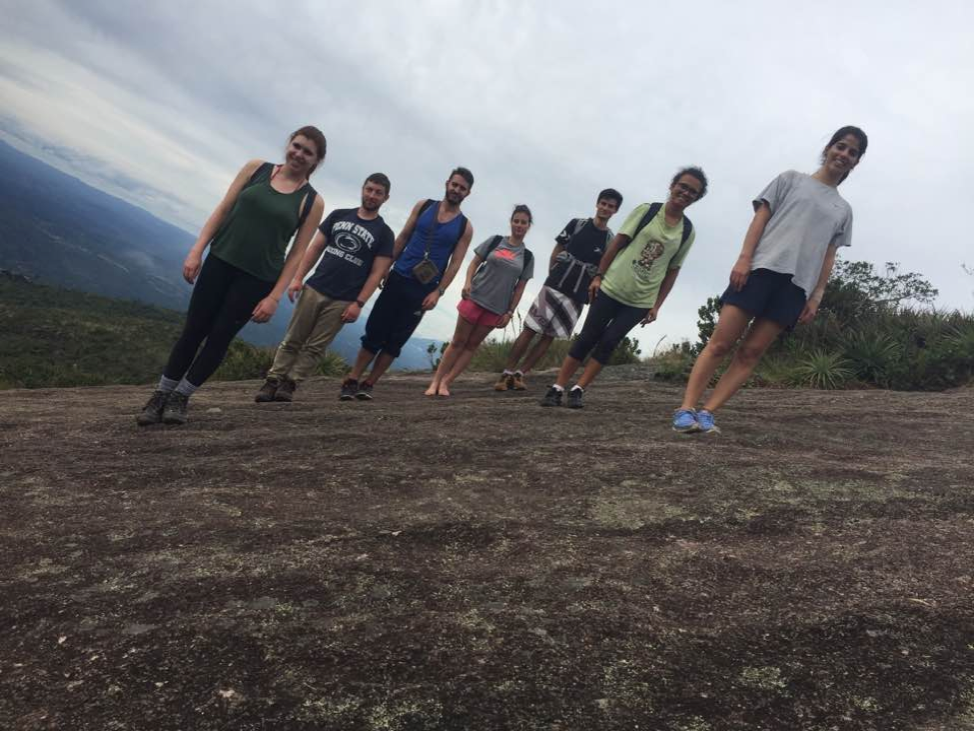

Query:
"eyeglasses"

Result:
[[675, 182, 701, 198]]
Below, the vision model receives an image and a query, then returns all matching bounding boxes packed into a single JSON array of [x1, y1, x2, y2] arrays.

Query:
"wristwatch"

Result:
[[437, 287, 446, 296], [355, 299, 365, 307]]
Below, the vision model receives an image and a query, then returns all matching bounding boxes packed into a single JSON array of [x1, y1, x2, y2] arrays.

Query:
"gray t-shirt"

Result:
[[751, 170, 853, 297], [470, 236, 535, 314]]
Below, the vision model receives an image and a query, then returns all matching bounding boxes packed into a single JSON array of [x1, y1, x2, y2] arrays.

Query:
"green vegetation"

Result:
[[0, 276, 345, 389], [653, 260, 974, 391]]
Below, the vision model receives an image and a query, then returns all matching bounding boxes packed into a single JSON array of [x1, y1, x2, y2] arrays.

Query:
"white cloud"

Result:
[[1, 0, 972, 353]]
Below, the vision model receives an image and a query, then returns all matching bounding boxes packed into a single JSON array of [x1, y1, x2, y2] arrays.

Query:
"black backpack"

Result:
[[245, 162, 318, 237], [628, 202, 693, 246]]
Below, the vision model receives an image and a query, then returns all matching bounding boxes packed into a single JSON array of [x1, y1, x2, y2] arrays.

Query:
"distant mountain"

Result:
[[0, 142, 441, 369]]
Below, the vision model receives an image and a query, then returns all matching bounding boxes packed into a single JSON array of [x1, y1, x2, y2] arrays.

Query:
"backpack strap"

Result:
[[524, 249, 534, 272], [245, 162, 274, 190], [482, 234, 503, 259], [630, 202, 692, 246], [295, 189, 317, 232], [418, 198, 436, 217]]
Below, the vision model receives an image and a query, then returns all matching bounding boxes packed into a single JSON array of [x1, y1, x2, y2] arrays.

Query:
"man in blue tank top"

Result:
[[342, 167, 475, 400]]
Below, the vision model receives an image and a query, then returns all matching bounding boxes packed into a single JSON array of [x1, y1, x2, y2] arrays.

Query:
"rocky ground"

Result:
[[2, 370, 973, 730]]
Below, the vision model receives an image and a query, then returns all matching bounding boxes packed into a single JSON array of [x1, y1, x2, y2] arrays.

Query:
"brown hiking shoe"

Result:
[[512, 372, 527, 390], [273, 378, 296, 402], [136, 390, 169, 426], [493, 373, 511, 391], [254, 378, 279, 403]]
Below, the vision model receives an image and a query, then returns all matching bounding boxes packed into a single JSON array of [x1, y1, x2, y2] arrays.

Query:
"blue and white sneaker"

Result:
[[672, 408, 699, 433], [696, 409, 721, 434]]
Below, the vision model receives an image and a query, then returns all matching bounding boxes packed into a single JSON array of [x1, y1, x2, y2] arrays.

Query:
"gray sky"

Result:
[[2, 0, 972, 351]]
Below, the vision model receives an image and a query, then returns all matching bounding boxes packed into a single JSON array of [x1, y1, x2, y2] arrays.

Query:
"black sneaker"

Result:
[[540, 386, 563, 407], [161, 391, 189, 425], [136, 390, 169, 426], [339, 379, 358, 401], [567, 387, 584, 409], [356, 381, 374, 400], [273, 378, 296, 402], [255, 378, 279, 403]]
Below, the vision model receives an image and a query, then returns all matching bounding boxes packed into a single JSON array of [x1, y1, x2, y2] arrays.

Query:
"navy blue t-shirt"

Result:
[[305, 208, 395, 301]]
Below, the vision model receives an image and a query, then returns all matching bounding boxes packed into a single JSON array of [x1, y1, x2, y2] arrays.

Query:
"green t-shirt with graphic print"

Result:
[[599, 202, 696, 308]]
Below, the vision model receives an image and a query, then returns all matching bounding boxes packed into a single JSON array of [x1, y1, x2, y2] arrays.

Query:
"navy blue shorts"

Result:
[[720, 268, 807, 327]]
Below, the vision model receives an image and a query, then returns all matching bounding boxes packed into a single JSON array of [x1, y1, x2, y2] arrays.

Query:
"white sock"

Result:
[[514, 370, 523, 377], [175, 378, 200, 397], [570, 385, 584, 392], [552, 384, 564, 392], [157, 376, 179, 393], [502, 369, 513, 376]]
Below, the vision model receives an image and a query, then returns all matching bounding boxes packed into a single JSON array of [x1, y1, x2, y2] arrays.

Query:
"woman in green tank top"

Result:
[[136, 126, 327, 427]]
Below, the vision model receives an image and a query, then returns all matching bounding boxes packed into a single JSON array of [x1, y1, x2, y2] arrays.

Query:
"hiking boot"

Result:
[[356, 381, 374, 400], [511, 372, 527, 391], [540, 386, 563, 407], [161, 391, 189, 425], [340, 379, 358, 401], [255, 378, 279, 403], [567, 387, 584, 409], [494, 373, 511, 392], [136, 390, 169, 426], [273, 378, 296, 402], [672, 408, 699, 433], [696, 409, 721, 434]]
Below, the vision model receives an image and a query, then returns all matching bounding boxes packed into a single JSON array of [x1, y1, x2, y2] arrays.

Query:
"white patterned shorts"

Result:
[[524, 285, 584, 339]]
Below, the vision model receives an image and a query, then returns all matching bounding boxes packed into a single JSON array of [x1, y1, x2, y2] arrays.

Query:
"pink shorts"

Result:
[[458, 298, 504, 327]]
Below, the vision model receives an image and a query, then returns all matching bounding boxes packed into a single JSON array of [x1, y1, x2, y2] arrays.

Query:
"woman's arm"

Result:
[[588, 233, 630, 302], [460, 255, 484, 300], [183, 159, 264, 284], [730, 202, 773, 292], [497, 279, 529, 329], [798, 243, 838, 324], [252, 194, 326, 323], [287, 229, 328, 302], [642, 266, 682, 325]]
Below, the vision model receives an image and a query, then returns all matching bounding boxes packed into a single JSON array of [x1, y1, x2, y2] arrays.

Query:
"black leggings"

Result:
[[164, 255, 274, 386], [568, 291, 648, 365]]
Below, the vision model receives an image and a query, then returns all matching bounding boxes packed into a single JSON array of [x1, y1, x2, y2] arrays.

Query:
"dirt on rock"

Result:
[[1, 370, 973, 730]]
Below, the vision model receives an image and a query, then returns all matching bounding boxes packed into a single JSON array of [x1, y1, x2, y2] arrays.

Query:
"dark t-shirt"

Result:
[[305, 208, 395, 301], [544, 218, 613, 304]]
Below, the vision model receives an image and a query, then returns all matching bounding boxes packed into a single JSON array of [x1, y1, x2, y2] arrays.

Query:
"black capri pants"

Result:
[[568, 291, 648, 365], [163, 254, 274, 387]]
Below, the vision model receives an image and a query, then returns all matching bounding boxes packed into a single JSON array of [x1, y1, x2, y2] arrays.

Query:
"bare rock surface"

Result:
[[1, 373, 973, 730]]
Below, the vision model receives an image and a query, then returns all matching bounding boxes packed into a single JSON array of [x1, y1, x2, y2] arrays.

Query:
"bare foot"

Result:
[[437, 383, 452, 397], [424, 383, 439, 396]]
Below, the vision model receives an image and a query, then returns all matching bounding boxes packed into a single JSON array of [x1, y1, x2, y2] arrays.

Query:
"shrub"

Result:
[[793, 350, 854, 390]]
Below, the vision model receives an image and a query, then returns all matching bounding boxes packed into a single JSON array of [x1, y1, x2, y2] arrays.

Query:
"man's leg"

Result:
[[365, 281, 429, 386], [520, 333, 555, 374], [504, 327, 537, 372], [347, 348, 377, 382], [266, 287, 327, 382], [288, 297, 346, 383], [364, 351, 397, 385]]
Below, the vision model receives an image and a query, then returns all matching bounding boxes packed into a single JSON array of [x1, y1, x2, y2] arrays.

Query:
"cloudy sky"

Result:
[[2, 0, 972, 351]]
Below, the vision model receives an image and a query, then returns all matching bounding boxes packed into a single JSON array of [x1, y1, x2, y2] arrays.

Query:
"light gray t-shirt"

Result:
[[470, 236, 534, 314], [751, 170, 853, 297]]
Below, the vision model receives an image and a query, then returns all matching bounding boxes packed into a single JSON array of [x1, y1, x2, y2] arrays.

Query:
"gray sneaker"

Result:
[[356, 381, 374, 400], [161, 391, 189, 425], [567, 387, 584, 409], [340, 379, 358, 401], [540, 386, 562, 407], [273, 378, 296, 402], [137, 390, 169, 426]]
